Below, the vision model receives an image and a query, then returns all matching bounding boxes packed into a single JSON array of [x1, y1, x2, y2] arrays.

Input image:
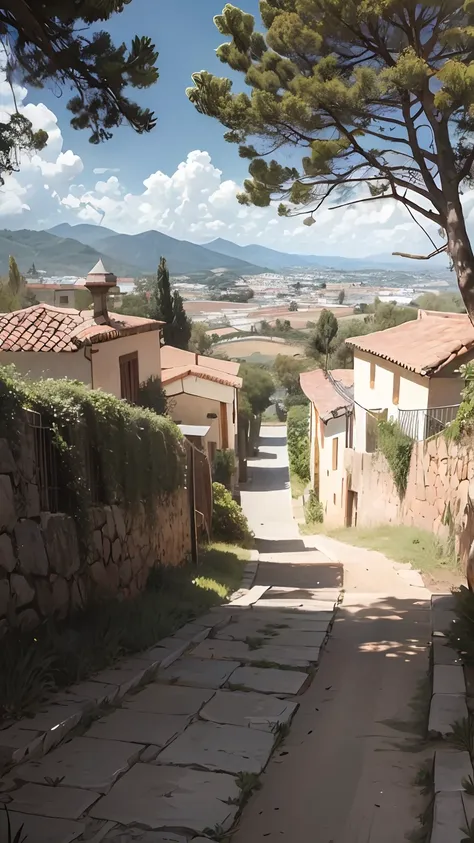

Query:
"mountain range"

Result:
[[0, 223, 449, 278]]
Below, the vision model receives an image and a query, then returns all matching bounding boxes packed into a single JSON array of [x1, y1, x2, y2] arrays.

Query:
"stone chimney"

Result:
[[85, 259, 117, 321]]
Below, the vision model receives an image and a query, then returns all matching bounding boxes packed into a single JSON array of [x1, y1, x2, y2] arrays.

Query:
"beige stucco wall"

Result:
[[353, 350, 429, 450], [92, 331, 161, 397], [165, 376, 237, 450], [0, 350, 92, 384], [318, 415, 347, 527]]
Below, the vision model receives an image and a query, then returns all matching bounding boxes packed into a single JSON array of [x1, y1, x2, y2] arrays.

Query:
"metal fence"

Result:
[[398, 405, 460, 440]]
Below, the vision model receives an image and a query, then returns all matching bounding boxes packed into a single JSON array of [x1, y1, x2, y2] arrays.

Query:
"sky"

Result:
[[0, 0, 469, 260]]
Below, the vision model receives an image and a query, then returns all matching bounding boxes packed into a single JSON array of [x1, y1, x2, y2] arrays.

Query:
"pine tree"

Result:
[[171, 291, 192, 350], [149, 257, 191, 349], [0, 1, 158, 184], [188, 2, 474, 320], [8, 256, 23, 297]]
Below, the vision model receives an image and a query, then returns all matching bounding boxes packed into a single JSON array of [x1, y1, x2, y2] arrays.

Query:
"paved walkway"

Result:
[[0, 425, 432, 843], [235, 426, 432, 843]]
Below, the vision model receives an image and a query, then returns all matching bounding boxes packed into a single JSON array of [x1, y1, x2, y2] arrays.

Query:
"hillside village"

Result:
[[6, 1, 474, 842]]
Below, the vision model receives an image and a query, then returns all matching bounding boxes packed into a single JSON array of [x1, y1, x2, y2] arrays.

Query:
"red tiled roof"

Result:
[[160, 345, 241, 377], [345, 313, 474, 375], [300, 368, 354, 421], [0, 304, 162, 353], [161, 363, 242, 389]]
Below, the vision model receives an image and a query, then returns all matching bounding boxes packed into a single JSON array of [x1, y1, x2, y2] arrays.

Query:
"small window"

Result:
[[119, 352, 139, 404], [370, 361, 376, 389], [59, 295, 69, 305], [332, 437, 338, 471], [393, 372, 400, 406]]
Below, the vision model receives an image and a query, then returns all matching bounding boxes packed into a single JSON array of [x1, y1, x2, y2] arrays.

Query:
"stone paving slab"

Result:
[[0, 811, 84, 843], [57, 681, 119, 706], [432, 594, 457, 610], [172, 623, 208, 641], [434, 749, 473, 792], [216, 618, 330, 640], [200, 690, 297, 731], [433, 640, 462, 666], [8, 781, 101, 818], [230, 585, 270, 606], [157, 721, 275, 774], [431, 791, 467, 843], [15, 737, 143, 792], [432, 608, 457, 637], [251, 599, 335, 612], [192, 639, 319, 668], [158, 657, 241, 689], [429, 694, 468, 737], [247, 608, 335, 622], [462, 792, 474, 825], [90, 763, 239, 833], [124, 684, 214, 715], [86, 710, 190, 747], [227, 666, 309, 695], [433, 665, 466, 695]]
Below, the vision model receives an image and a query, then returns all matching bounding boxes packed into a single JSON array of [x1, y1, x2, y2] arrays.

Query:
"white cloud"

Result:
[[0, 76, 455, 260]]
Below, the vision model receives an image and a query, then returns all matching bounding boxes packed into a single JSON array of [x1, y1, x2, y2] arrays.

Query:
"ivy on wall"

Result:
[[0, 366, 185, 538], [377, 419, 413, 498]]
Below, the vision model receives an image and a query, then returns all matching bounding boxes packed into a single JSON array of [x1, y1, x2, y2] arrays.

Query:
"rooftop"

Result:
[[300, 368, 354, 421], [346, 312, 474, 376], [160, 345, 241, 377], [0, 304, 163, 353], [161, 362, 242, 390]]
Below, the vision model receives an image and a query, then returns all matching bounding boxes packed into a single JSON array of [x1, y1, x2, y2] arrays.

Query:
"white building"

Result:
[[300, 368, 354, 526], [346, 310, 474, 451]]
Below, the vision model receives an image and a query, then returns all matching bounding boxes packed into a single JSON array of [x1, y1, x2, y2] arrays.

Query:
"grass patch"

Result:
[[326, 525, 459, 576], [0, 542, 248, 722]]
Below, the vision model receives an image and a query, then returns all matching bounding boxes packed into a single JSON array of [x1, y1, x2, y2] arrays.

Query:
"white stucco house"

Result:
[[0, 261, 163, 401], [300, 368, 354, 526], [161, 346, 242, 465], [346, 310, 474, 450]]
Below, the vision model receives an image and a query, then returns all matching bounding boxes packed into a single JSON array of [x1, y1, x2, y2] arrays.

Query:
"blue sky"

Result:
[[0, 1, 463, 260], [26, 0, 261, 192]]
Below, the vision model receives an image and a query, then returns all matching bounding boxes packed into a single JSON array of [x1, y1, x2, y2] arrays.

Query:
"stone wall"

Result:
[[347, 433, 474, 573], [0, 427, 191, 632]]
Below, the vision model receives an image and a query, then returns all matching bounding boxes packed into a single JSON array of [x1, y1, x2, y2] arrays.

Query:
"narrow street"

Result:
[[236, 425, 432, 843]]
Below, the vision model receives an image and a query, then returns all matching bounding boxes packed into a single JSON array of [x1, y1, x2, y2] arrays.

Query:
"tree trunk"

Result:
[[445, 198, 474, 322]]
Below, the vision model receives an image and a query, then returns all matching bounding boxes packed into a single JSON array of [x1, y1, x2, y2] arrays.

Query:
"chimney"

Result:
[[84, 259, 117, 321]]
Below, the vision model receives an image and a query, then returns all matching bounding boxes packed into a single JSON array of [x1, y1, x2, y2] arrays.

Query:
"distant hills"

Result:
[[0, 223, 449, 278], [205, 237, 448, 272], [47, 224, 265, 276]]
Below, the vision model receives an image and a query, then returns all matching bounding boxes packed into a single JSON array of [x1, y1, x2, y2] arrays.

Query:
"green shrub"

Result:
[[212, 482, 253, 546], [212, 449, 236, 488], [137, 375, 168, 416], [377, 419, 413, 498], [305, 490, 324, 524], [287, 404, 310, 482], [446, 362, 474, 442], [448, 586, 474, 664]]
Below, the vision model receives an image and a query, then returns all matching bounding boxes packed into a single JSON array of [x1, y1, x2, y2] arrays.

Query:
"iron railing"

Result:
[[398, 405, 460, 441]]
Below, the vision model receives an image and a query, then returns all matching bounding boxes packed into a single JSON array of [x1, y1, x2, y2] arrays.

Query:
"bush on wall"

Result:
[[377, 419, 413, 498], [0, 366, 185, 540], [287, 404, 310, 482]]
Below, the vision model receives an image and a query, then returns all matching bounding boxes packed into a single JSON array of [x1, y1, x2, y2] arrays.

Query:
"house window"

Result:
[[370, 361, 376, 389], [332, 437, 338, 471], [59, 295, 69, 305], [119, 352, 139, 404], [393, 372, 400, 406]]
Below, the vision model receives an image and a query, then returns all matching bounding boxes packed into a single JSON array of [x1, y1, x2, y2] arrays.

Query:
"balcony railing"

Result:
[[398, 405, 460, 441]]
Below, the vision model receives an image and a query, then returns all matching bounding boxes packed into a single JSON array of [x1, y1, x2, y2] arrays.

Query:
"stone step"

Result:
[[434, 749, 473, 792], [433, 665, 466, 696], [428, 694, 468, 738], [431, 791, 467, 843]]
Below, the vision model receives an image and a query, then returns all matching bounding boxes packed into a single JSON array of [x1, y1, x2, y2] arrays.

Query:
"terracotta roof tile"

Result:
[[300, 368, 354, 421], [346, 312, 474, 375], [0, 304, 163, 353], [162, 363, 242, 390], [160, 345, 241, 377]]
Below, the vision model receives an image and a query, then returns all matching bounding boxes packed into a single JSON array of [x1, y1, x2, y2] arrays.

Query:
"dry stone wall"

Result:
[[0, 429, 191, 633], [348, 433, 474, 576]]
